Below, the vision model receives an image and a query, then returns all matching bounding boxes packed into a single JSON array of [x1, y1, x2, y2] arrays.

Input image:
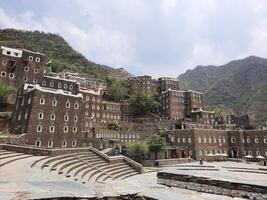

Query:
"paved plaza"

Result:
[[1, 151, 266, 200]]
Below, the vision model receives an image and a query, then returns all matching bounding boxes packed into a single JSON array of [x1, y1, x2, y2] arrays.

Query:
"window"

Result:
[[85, 111, 89, 116], [34, 69, 39, 73], [29, 56, 33, 61], [37, 125, 42, 132], [9, 73, 14, 78], [188, 138, 191, 143], [183, 138, 186, 143], [66, 101, 70, 108], [63, 126, 68, 133], [48, 141, 53, 148], [2, 61, 7, 65], [35, 140, 41, 147], [74, 103, 79, 109], [86, 96, 90, 101], [36, 57, 40, 62], [72, 140, 77, 147], [24, 76, 28, 81], [51, 114, 56, 120], [255, 138, 259, 144], [69, 84, 73, 90], [256, 151, 260, 156], [62, 140, 67, 147], [40, 98, 45, 105], [42, 81, 46, 86], [264, 138, 267, 144], [49, 82, 54, 87], [38, 112, 44, 119], [73, 126, 77, 133], [58, 83, 62, 88], [231, 138, 236, 143], [64, 84, 68, 89], [24, 67, 29, 72], [247, 138, 251, 143], [1, 71, 6, 77], [49, 126, 55, 133], [248, 151, 252, 155], [52, 99, 57, 106], [64, 115, 69, 122], [74, 116, 78, 122], [33, 78, 38, 83]]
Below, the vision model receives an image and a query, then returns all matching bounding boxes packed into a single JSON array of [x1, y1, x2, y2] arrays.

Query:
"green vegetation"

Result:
[[107, 122, 119, 130], [0, 28, 132, 79], [105, 78, 129, 101], [147, 134, 167, 160], [126, 142, 148, 161], [0, 81, 14, 105], [205, 104, 233, 118], [179, 56, 267, 126], [129, 92, 160, 115]]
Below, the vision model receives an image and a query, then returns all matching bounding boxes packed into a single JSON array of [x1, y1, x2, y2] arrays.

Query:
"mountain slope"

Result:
[[0, 28, 132, 80], [178, 56, 267, 126]]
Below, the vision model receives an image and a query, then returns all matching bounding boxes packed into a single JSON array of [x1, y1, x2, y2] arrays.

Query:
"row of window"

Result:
[[36, 125, 78, 133], [40, 98, 79, 109], [1, 71, 14, 78], [38, 113, 78, 122], [244, 150, 267, 157], [96, 132, 140, 139], [85, 95, 101, 102], [231, 137, 267, 144], [199, 149, 226, 156], [29, 56, 41, 62], [35, 139, 77, 148], [42, 81, 74, 90], [24, 67, 39, 73]]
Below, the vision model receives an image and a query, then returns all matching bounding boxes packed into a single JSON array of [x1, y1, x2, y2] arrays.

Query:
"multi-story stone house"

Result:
[[0, 46, 46, 103], [191, 109, 215, 125], [129, 75, 158, 95], [158, 77, 179, 93], [184, 90, 204, 117]]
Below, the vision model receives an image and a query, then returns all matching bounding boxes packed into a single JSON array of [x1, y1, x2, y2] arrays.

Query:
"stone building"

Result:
[[128, 75, 157, 95], [0, 46, 45, 103], [184, 90, 204, 117], [191, 109, 215, 125], [158, 77, 179, 93]]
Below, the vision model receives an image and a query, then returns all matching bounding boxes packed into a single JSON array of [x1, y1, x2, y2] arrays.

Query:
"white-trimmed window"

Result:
[[29, 56, 33, 61], [48, 140, 53, 148], [38, 112, 44, 119], [9, 73, 14, 78], [33, 78, 38, 83], [64, 115, 69, 122], [66, 101, 70, 108], [34, 69, 39, 73], [256, 151, 260, 156], [73, 126, 77, 133], [58, 83, 62, 88], [51, 114, 56, 120], [264, 138, 267, 144], [69, 84, 73, 90], [49, 126, 55, 133], [2, 60, 7, 66], [92, 97, 95, 102], [188, 138, 191, 143], [49, 82, 54, 87], [42, 81, 46, 86], [63, 126, 68, 133], [74, 103, 79, 109], [52, 99, 57, 106], [64, 84, 68, 89], [231, 138, 236, 143], [24, 76, 28, 81], [24, 67, 29, 72], [35, 140, 41, 147], [248, 151, 252, 155], [74, 116, 78, 122], [183, 138, 186, 143], [37, 125, 42, 132], [1, 71, 6, 77], [36, 57, 40, 62], [62, 140, 67, 147], [255, 138, 259, 144], [40, 98, 45, 105], [247, 138, 251, 143], [72, 139, 77, 147]]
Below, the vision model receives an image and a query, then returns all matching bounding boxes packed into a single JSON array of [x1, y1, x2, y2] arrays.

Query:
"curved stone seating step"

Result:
[[86, 163, 126, 183], [0, 155, 33, 167], [48, 156, 82, 172], [30, 156, 50, 168], [95, 165, 131, 182], [120, 171, 139, 180], [0, 152, 25, 160], [58, 154, 101, 173], [41, 152, 88, 169], [0, 151, 17, 156], [111, 168, 137, 180], [75, 162, 108, 181]]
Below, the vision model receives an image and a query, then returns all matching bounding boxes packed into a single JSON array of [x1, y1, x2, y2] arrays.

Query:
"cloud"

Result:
[[1, 0, 267, 78]]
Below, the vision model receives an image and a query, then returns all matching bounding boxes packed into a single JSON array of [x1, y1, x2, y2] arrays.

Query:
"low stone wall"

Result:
[[156, 158, 193, 167], [157, 172, 267, 200]]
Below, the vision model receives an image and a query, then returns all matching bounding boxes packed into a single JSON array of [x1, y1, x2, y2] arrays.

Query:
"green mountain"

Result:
[[0, 28, 132, 80], [178, 56, 267, 126]]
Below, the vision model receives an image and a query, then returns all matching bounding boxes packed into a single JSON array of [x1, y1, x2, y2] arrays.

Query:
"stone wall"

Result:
[[157, 172, 267, 200]]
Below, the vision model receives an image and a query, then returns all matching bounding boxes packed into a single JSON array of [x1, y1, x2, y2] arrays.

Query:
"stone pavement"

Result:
[[1, 155, 260, 199]]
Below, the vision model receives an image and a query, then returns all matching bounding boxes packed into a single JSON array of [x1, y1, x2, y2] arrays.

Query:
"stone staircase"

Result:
[[31, 148, 141, 184]]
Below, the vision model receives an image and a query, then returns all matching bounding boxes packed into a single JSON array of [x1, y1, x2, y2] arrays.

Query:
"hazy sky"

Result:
[[1, 0, 267, 77]]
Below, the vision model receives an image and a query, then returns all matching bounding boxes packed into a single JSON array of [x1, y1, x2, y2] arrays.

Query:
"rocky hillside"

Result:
[[179, 56, 267, 126], [0, 29, 132, 80]]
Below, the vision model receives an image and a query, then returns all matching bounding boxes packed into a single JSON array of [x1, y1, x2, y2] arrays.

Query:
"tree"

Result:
[[129, 92, 160, 115], [126, 142, 148, 162], [105, 79, 128, 101], [0, 81, 14, 105], [107, 122, 119, 130], [148, 134, 167, 160]]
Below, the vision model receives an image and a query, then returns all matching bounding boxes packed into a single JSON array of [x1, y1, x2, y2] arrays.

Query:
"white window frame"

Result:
[[48, 140, 53, 148], [38, 112, 44, 119], [74, 103, 79, 109], [62, 140, 67, 148], [40, 98, 45, 105], [35, 140, 41, 147], [72, 139, 77, 147], [1, 71, 6, 77], [36, 57, 40, 62], [34, 69, 39, 73], [9, 73, 14, 78], [37, 125, 42, 132], [51, 114, 56, 120], [24, 67, 29, 72], [52, 99, 57, 106], [29, 56, 34, 61], [63, 126, 68, 133], [74, 116, 78, 122], [49, 126, 55, 133], [66, 101, 70, 108], [73, 126, 77, 133], [64, 115, 69, 122]]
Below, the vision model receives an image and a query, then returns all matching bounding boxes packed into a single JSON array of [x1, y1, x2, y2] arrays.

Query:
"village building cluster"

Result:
[[1, 46, 266, 161]]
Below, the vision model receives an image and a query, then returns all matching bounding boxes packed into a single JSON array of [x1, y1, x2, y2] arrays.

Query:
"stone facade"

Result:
[[129, 75, 157, 95]]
